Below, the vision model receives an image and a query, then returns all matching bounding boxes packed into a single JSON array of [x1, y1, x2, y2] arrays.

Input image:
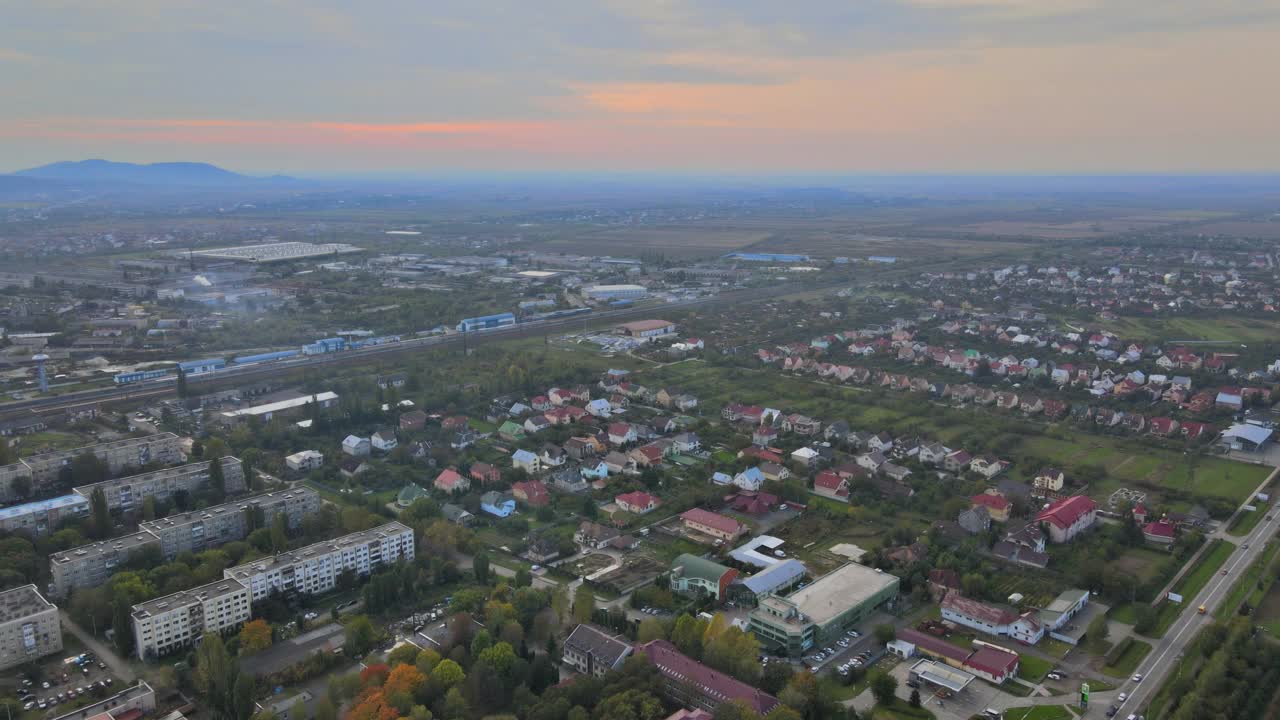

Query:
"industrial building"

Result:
[[614, 319, 676, 339], [584, 284, 648, 301], [223, 522, 414, 600], [0, 432, 184, 500], [189, 241, 363, 263], [219, 391, 339, 423], [131, 579, 252, 659], [0, 585, 62, 671], [749, 563, 899, 656], [73, 456, 245, 514]]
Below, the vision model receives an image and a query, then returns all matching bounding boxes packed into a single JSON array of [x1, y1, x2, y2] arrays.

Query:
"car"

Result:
[[23, 703, 34, 711], [42, 682, 50, 689], [1106, 707, 1118, 718], [38, 702, 46, 710], [1132, 674, 1143, 683], [1047, 673, 1062, 681], [1222, 569, 1229, 575], [1243, 544, 1249, 549], [1117, 692, 1128, 702], [838, 640, 850, 647], [22, 679, 32, 687], [105, 679, 113, 686]]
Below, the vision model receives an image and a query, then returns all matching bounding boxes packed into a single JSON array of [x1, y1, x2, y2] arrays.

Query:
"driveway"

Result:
[[58, 611, 135, 683]]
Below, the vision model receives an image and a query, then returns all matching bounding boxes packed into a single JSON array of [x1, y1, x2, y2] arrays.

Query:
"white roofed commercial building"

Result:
[[749, 563, 899, 656], [220, 391, 339, 422], [585, 284, 648, 301], [189, 242, 363, 263]]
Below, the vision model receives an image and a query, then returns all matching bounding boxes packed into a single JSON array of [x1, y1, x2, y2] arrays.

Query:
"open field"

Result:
[[1227, 505, 1268, 536], [1003, 706, 1075, 720], [1257, 578, 1280, 637], [1113, 546, 1174, 584], [537, 227, 771, 259], [1195, 219, 1280, 239], [1099, 315, 1280, 344], [1016, 654, 1053, 682]]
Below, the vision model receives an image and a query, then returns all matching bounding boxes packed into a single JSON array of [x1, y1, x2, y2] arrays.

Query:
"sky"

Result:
[[2, 0, 1279, 175]]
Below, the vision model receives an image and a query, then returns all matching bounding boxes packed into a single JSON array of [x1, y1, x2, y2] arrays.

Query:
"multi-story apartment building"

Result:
[[0, 585, 62, 671], [49, 532, 160, 599], [49, 486, 319, 598], [131, 579, 252, 660], [0, 494, 89, 537], [139, 487, 320, 559], [0, 433, 184, 500], [73, 457, 244, 515], [224, 522, 414, 601]]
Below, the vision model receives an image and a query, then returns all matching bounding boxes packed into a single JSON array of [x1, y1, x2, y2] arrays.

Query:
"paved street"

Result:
[[58, 610, 136, 683]]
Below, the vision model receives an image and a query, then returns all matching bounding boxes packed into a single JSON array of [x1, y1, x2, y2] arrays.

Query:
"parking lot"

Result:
[[2, 649, 120, 720]]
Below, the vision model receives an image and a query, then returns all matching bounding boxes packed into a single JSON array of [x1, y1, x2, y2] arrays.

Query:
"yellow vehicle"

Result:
[[1198, 605, 1207, 614]]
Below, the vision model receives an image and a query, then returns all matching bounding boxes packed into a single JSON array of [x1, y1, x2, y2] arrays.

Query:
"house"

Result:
[[576, 521, 620, 549], [603, 451, 636, 475], [441, 415, 470, 432], [971, 492, 1011, 522], [285, 450, 324, 472], [479, 491, 516, 518], [1035, 496, 1098, 543], [442, 504, 475, 526], [339, 458, 368, 478], [671, 432, 701, 453], [580, 460, 610, 480], [608, 423, 637, 446], [512, 480, 550, 507], [563, 624, 633, 678], [669, 554, 739, 601], [918, 442, 949, 466], [970, 456, 1009, 479], [585, 399, 612, 417], [399, 410, 428, 431], [1019, 396, 1044, 414], [525, 533, 561, 563], [734, 466, 766, 492], [824, 420, 850, 443], [783, 414, 822, 435], [752, 426, 779, 447], [1149, 417, 1180, 437], [499, 421, 527, 441], [615, 491, 660, 515], [512, 449, 542, 474], [958, 506, 991, 534], [941, 591, 1044, 645], [469, 462, 502, 486], [868, 432, 894, 452], [813, 470, 850, 502], [630, 444, 665, 468], [450, 430, 477, 450], [1142, 517, 1177, 545], [541, 444, 568, 467], [944, 450, 972, 473], [681, 508, 747, 541], [882, 463, 912, 482], [523, 415, 552, 434], [1032, 468, 1066, 494], [790, 446, 820, 468], [397, 483, 429, 508], [371, 430, 398, 453], [760, 462, 791, 482], [563, 437, 596, 460], [434, 468, 469, 493], [342, 435, 371, 457]]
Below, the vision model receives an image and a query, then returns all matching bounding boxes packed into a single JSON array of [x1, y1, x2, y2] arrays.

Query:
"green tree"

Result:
[[270, 513, 288, 553], [90, 487, 111, 539], [177, 369, 190, 398], [432, 659, 466, 690], [111, 597, 134, 655], [869, 671, 898, 706], [572, 583, 594, 624], [1086, 613, 1110, 654], [233, 672, 256, 720], [595, 690, 665, 720], [315, 698, 336, 720], [909, 689, 921, 708], [473, 553, 490, 585], [345, 615, 377, 658], [873, 624, 896, 645], [637, 618, 667, 643], [209, 458, 227, 501]]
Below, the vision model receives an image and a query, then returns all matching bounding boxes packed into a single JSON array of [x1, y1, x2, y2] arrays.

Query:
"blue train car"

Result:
[[177, 358, 226, 375], [233, 350, 301, 365], [114, 369, 171, 385], [456, 313, 516, 332], [303, 337, 347, 355], [350, 335, 401, 349]]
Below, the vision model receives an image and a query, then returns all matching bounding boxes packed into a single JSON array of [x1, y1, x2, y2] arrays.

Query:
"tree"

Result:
[[438, 688, 469, 720], [315, 698, 337, 720], [233, 672, 256, 720], [111, 597, 134, 655], [345, 615, 377, 658], [387, 643, 420, 667], [515, 567, 532, 588], [209, 457, 227, 501], [595, 689, 665, 720], [238, 619, 273, 654], [90, 487, 111, 539], [142, 495, 157, 521], [873, 624, 896, 645], [384, 664, 427, 712], [909, 689, 921, 708], [270, 513, 288, 554], [473, 553, 491, 585], [177, 368, 190, 398], [431, 659, 466, 690], [637, 618, 667, 643], [869, 671, 898, 706], [572, 583, 594, 624]]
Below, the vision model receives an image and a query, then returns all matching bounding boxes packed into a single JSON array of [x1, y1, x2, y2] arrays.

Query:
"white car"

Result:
[[1117, 692, 1127, 702], [1131, 674, 1143, 683]]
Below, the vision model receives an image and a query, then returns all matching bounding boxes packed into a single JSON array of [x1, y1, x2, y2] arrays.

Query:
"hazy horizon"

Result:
[[4, 1, 1279, 175]]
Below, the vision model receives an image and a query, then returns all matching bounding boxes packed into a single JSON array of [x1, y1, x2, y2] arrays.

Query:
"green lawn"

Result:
[[1037, 638, 1075, 660], [1171, 539, 1235, 599], [870, 701, 934, 720], [1017, 654, 1054, 682], [1227, 505, 1268, 537], [1003, 706, 1074, 720], [1102, 639, 1152, 678], [1215, 539, 1280, 620]]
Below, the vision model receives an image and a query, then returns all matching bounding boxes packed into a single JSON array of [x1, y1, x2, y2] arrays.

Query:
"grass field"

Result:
[[1113, 546, 1175, 584], [1227, 504, 1269, 536], [1003, 706, 1075, 720], [869, 700, 934, 720], [1017, 654, 1054, 682], [1102, 639, 1152, 677], [1216, 540, 1280, 620], [1256, 580, 1280, 637], [1139, 539, 1237, 636], [1100, 315, 1280, 344]]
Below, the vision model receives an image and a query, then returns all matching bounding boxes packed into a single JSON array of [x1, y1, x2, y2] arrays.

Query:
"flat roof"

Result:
[[221, 391, 338, 418], [139, 488, 315, 533], [909, 659, 974, 693], [0, 584, 55, 622], [0, 493, 88, 521], [1223, 423, 1273, 446], [741, 559, 807, 595], [765, 563, 898, 626], [729, 535, 785, 569], [73, 456, 236, 495], [21, 432, 177, 463], [132, 578, 247, 617], [52, 532, 157, 566], [51, 683, 154, 720], [190, 242, 363, 262], [224, 521, 411, 580]]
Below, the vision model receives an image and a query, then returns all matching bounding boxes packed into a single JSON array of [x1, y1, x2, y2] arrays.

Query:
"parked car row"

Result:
[[20, 679, 114, 711]]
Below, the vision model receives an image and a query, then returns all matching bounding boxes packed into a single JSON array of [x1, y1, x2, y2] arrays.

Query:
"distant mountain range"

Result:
[[13, 159, 292, 186]]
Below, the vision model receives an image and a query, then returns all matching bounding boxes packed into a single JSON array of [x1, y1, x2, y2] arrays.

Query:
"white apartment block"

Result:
[[73, 457, 245, 514], [224, 522, 414, 601], [131, 579, 252, 660], [0, 585, 62, 671], [0, 433, 184, 501], [50, 486, 318, 598], [138, 486, 321, 559]]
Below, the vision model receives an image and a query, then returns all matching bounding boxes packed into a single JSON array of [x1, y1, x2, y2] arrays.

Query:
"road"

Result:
[[57, 610, 136, 683], [1117, 472, 1280, 719]]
